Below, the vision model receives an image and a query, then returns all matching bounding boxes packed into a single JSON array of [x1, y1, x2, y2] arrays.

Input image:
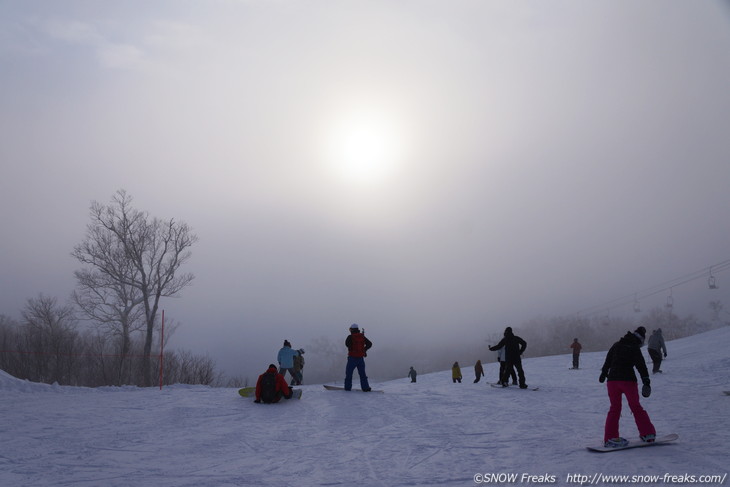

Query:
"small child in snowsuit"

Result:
[[452, 362, 462, 383], [473, 360, 485, 383], [408, 366, 417, 383]]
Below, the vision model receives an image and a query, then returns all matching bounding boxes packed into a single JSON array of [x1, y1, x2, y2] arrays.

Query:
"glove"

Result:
[[642, 384, 651, 398], [642, 377, 651, 387], [599, 373, 606, 383], [664, 353, 667, 358]]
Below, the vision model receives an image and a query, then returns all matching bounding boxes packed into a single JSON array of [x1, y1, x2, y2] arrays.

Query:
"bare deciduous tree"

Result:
[[72, 190, 197, 386], [21, 294, 79, 384], [73, 267, 145, 385]]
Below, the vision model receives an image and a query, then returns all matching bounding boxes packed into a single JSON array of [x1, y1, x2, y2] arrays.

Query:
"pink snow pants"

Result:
[[604, 381, 656, 442]]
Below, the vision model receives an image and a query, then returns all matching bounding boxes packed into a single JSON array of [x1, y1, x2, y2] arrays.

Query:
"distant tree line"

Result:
[[0, 297, 219, 387], [0, 190, 218, 387], [517, 306, 726, 361]]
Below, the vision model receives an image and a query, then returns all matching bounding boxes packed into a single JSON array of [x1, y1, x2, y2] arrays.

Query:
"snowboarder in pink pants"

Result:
[[599, 326, 656, 448]]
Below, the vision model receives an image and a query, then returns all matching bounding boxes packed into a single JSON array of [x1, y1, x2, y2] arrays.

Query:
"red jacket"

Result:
[[346, 332, 372, 358], [255, 366, 291, 402]]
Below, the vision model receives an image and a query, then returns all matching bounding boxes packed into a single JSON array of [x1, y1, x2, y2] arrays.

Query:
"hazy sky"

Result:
[[2, 1, 730, 378]]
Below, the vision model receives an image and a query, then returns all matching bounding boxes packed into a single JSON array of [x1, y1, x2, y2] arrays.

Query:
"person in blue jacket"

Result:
[[277, 340, 301, 384]]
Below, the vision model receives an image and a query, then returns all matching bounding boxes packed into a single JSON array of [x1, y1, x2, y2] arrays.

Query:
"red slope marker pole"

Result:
[[159, 310, 165, 390]]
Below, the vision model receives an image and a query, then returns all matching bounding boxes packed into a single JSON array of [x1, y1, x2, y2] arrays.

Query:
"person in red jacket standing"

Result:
[[254, 364, 294, 403], [344, 324, 373, 391]]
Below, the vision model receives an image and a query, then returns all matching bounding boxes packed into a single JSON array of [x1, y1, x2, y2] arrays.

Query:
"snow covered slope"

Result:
[[2, 327, 729, 486]]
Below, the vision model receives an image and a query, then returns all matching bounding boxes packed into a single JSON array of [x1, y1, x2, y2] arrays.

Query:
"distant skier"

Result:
[[473, 360, 484, 383], [489, 327, 528, 388], [344, 324, 372, 391], [277, 340, 301, 384], [599, 326, 656, 448], [452, 362, 462, 383], [570, 338, 582, 369], [408, 366, 417, 383], [254, 364, 294, 403], [647, 329, 667, 374]]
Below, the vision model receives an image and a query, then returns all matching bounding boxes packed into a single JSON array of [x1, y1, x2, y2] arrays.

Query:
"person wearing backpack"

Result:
[[254, 364, 294, 403], [344, 324, 372, 391], [292, 349, 305, 385]]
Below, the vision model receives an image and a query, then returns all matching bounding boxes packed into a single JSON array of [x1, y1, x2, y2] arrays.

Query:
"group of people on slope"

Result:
[[447, 327, 529, 387], [251, 321, 670, 450], [253, 340, 305, 403], [254, 324, 373, 403], [440, 323, 670, 450]]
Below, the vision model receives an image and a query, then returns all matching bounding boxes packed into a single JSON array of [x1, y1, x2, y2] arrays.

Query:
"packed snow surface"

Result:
[[2, 328, 729, 486]]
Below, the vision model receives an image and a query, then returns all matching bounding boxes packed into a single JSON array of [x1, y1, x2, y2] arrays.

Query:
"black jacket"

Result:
[[601, 332, 650, 382], [489, 333, 527, 362]]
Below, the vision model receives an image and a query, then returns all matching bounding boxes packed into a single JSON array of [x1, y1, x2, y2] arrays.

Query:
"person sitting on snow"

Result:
[[254, 364, 294, 404]]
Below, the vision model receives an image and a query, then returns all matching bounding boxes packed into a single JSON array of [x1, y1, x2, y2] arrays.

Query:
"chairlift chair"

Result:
[[709, 275, 718, 290]]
